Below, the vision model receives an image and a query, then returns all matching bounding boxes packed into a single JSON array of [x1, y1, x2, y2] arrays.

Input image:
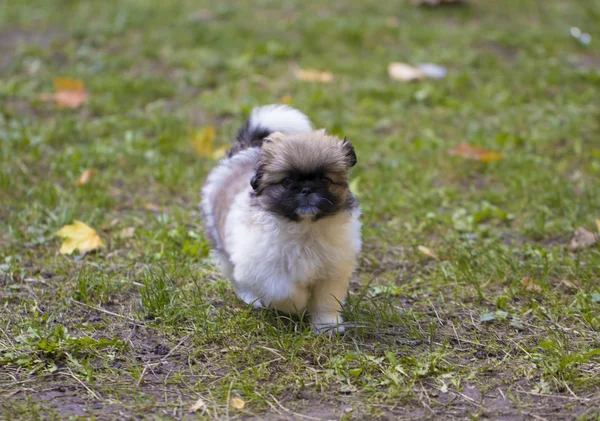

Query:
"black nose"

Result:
[[301, 187, 312, 195]]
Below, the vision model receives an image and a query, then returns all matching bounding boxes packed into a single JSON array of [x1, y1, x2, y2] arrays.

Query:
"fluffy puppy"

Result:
[[201, 105, 361, 333]]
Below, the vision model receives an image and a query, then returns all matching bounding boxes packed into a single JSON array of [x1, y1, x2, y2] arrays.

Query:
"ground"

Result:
[[1, 0, 600, 420]]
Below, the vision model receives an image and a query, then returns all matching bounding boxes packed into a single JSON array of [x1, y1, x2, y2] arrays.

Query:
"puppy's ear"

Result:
[[342, 137, 357, 167], [264, 132, 285, 143], [250, 164, 264, 191]]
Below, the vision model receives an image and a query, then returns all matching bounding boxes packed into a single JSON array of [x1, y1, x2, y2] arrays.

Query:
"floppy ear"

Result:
[[250, 164, 264, 191], [342, 137, 357, 167], [264, 131, 285, 143]]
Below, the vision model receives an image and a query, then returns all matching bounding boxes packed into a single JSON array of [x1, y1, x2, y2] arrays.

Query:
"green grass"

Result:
[[1, 0, 600, 419]]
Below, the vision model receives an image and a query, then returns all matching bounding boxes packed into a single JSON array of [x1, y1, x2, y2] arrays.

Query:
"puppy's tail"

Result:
[[228, 105, 312, 157]]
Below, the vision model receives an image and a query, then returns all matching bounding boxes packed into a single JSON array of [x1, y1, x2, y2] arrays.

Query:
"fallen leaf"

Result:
[[118, 227, 135, 239], [213, 145, 228, 160], [418, 63, 447, 79], [561, 279, 579, 290], [191, 126, 216, 158], [480, 312, 496, 322], [521, 276, 542, 293], [569, 227, 598, 251], [188, 397, 207, 413], [447, 144, 504, 163], [295, 69, 334, 83], [230, 397, 245, 409], [280, 95, 293, 104], [417, 245, 439, 261], [596, 219, 600, 233], [56, 220, 104, 255], [388, 62, 425, 82], [39, 78, 88, 108], [76, 168, 97, 186]]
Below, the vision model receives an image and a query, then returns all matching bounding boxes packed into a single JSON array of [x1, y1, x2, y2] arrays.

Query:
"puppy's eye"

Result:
[[320, 177, 332, 187], [281, 178, 293, 188]]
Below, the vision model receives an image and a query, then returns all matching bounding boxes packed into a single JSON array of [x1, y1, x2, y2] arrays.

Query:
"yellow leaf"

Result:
[[388, 62, 425, 82], [56, 220, 104, 255], [521, 276, 542, 293], [596, 219, 600, 233], [213, 145, 228, 160], [295, 69, 334, 83], [447, 144, 504, 163], [230, 397, 245, 409], [76, 168, 97, 186], [191, 126, 216, 158], [418, 245, 439, 261], [39, 77, 88, 108], [280, 95, 293, 104], [188, 397, 207, 413]]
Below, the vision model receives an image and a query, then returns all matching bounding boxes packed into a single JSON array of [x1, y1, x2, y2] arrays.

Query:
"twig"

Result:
[[161, 334, 191, 361], [450, 321, 461, 347], [70, 299, 142, 324], [517, 387, 595, 402], [64, 368, 101, 400]]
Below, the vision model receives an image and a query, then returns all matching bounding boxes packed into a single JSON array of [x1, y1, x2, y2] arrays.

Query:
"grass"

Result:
[[1, 0, 600, 419]]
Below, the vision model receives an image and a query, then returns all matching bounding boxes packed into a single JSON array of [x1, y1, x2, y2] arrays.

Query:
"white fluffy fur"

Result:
[[249, 104, 313, 134], [224, 192, 361, 333], [201, 106, 361, 333]]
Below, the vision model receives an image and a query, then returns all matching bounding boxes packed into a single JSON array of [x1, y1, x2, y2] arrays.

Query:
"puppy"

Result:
[[201, 105, 361, 333]]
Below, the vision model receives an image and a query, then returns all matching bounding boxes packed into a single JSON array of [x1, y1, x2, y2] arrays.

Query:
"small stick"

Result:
[[70, 299, 142, 324], [64, 368, 101, 400]]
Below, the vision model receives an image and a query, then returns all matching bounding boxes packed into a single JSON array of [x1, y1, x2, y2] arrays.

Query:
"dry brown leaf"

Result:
[[118, 227, 135, 239], [76, 168, 97, 186], [561, 279, 580, 290], [521, 276, 542, 293], [295, 69, 334, 83], [188, 397, 207, 413], [418, 245, 439, 261], [39, 78, 88, 108], [191, 126, 216, 158], [230, 397, 245, 409], [388, 62, 425, 82], [569, 227, 598, 251], [447, 144, 504, 163], [56, 220, 104, 255]]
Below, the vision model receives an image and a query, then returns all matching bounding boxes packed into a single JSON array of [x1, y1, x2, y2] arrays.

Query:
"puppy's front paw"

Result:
[[311, 313, 345, 335], [237, 290, 264, 309]]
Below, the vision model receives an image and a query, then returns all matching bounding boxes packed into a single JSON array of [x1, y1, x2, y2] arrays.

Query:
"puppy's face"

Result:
[[250, 130, 357, 221]]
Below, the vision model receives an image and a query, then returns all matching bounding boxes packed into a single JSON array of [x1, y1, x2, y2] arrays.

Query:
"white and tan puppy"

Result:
[[201, 105, 361, 333]]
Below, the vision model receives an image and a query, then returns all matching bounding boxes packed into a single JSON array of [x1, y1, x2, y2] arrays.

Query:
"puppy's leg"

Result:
[[308, 276, 350, 334], [235, 286, 264, 308], [268, 285, 309, 314]]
